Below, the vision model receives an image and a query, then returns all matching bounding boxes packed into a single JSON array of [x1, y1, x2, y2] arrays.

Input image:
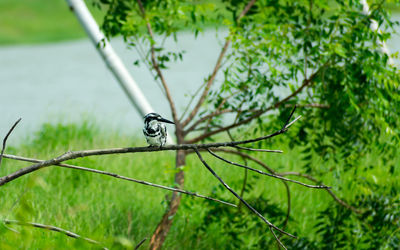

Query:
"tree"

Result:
[[93, 0, 399, 248]]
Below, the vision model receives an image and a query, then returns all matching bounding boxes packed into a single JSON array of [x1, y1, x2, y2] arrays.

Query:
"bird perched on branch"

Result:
[[143, 113, 174, 147]]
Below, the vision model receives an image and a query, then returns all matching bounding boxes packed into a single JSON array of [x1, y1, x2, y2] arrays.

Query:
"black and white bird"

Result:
[[143, 113, 174, 147]]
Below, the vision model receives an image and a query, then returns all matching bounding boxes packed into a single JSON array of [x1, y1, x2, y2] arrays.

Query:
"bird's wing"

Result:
[[160, 124, 167, 137]]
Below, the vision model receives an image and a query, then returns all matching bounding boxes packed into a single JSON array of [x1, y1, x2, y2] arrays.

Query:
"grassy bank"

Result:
[[1, 0, 399, 46], [0, 121, 398, 249], [0, 0, 228, 46], [0, 0, 104, 45]]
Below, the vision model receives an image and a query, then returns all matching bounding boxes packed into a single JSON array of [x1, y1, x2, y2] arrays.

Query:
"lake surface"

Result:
[[1, 21, 399, 144], [0, 29, 228, 143]]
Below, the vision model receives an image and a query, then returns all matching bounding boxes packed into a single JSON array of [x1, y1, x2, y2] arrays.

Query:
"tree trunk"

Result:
[[149, 149, 185, 249]]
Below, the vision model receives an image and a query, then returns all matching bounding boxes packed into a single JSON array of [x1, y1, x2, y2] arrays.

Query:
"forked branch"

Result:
[[194, 148, 296, 242], [137, 0, 178, 123], [208, 148, 360, 214], [207, 149, 330, 189], [0, 118, 21, 168], [181, 0, 257, 126]]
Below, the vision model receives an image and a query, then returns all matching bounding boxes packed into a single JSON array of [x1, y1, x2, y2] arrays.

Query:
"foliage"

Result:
[[1, 122, 399, 248], [284, 191, 400, 249], [97, 0, 399, 159], [94, 0, 400, 248]]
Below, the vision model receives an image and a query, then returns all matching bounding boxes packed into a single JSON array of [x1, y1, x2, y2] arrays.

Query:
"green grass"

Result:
[[0, 0, 229, 46], [0, 0, 104, 45], [0, 121, 398, 249]]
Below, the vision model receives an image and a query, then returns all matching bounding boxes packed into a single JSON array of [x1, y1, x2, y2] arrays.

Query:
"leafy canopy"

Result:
[[95, 0, 399, 246]]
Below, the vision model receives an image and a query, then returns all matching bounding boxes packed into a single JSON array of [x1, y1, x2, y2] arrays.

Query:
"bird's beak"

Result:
[[159, 117, 175, 124]]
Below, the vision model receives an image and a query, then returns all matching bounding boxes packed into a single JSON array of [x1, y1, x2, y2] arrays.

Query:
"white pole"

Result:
[[65, 0, 174, 144]]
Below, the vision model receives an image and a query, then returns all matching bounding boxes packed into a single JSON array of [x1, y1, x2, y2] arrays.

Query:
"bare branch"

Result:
[[207, 149, 330, 189], [206, 149, 360, 213], [194, 148, 295, 243], [0, 118, 21, 168], [278, 171, 362, 214], [137, 0, 178, 123], [184, 109, 235, 135], [179, 81, 207, 121], [1, 154, 236, 208], [0, 110, 300, 187], [270, 227, 287, 250], [181, 36, 231, 127], [197, 148, 277, 173], [233, 146, 283, 153], [181, 0, 257, 127], [284, 103, 330, 109], [191, 147, 294, 238], [3, 219, 107, 249], [134, 237, 147, 250], [280, 181, 291, 235]]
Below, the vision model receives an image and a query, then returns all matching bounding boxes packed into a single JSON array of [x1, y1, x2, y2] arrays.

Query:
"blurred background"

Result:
[[0, 0, 230, 143]]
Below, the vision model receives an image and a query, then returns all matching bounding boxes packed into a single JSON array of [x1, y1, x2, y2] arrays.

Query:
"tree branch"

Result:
[[207, 149, 330, 189], [194, 148, 295, 242], [0, 118, 21, 169], [278, 172, 362, 214], [137, 0, 178, 123], [181, 0, 257, 127], [270, 226, 287, 250], [233, 146, 283, 153], [210, 149, 360, 213], [284, 103, 330, 109], [184, 109, 235, 135], [1, 154, 236, 208], [134, 237, 147, 250], [0, 109, 300, 187], [3, 219, 107, 249], [186, 61, 329, 144]]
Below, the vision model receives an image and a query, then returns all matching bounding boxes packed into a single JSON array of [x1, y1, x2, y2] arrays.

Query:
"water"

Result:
[[1, 20, 399, 144], [0, 29, 228, 143]]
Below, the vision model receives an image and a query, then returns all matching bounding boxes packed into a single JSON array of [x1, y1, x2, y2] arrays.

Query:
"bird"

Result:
[[143, 113, 174, 147]]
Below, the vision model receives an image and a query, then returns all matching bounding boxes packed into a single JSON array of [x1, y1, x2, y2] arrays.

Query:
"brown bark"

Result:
[[149, 150, 185, 250]]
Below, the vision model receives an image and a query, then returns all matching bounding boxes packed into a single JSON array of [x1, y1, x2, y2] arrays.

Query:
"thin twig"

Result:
[[207, 149, 330, 189], [233, 146, 283, 153], [280, 181, 291, 235], [181, 0, 257, 127], [238, 168, 248, 210], [194, 148, 295, 242], [198, 147, 294, 233], [0, 118, 21, 168], [284, 103, 330, 109], [137, 0, 178, 123], [1, 154, 236, 208], [278, 171, 362, 213], [225, 128, 248, 210], [270, 227, 286, 250], [134, 237, 147, 250], [181, 36, 231, 127], [207, 149, 359, 214], [179, 81, 208, 121], [0, 110, 301, 187], [184, 109, 235, 134], [3, 219, 107, 249]]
